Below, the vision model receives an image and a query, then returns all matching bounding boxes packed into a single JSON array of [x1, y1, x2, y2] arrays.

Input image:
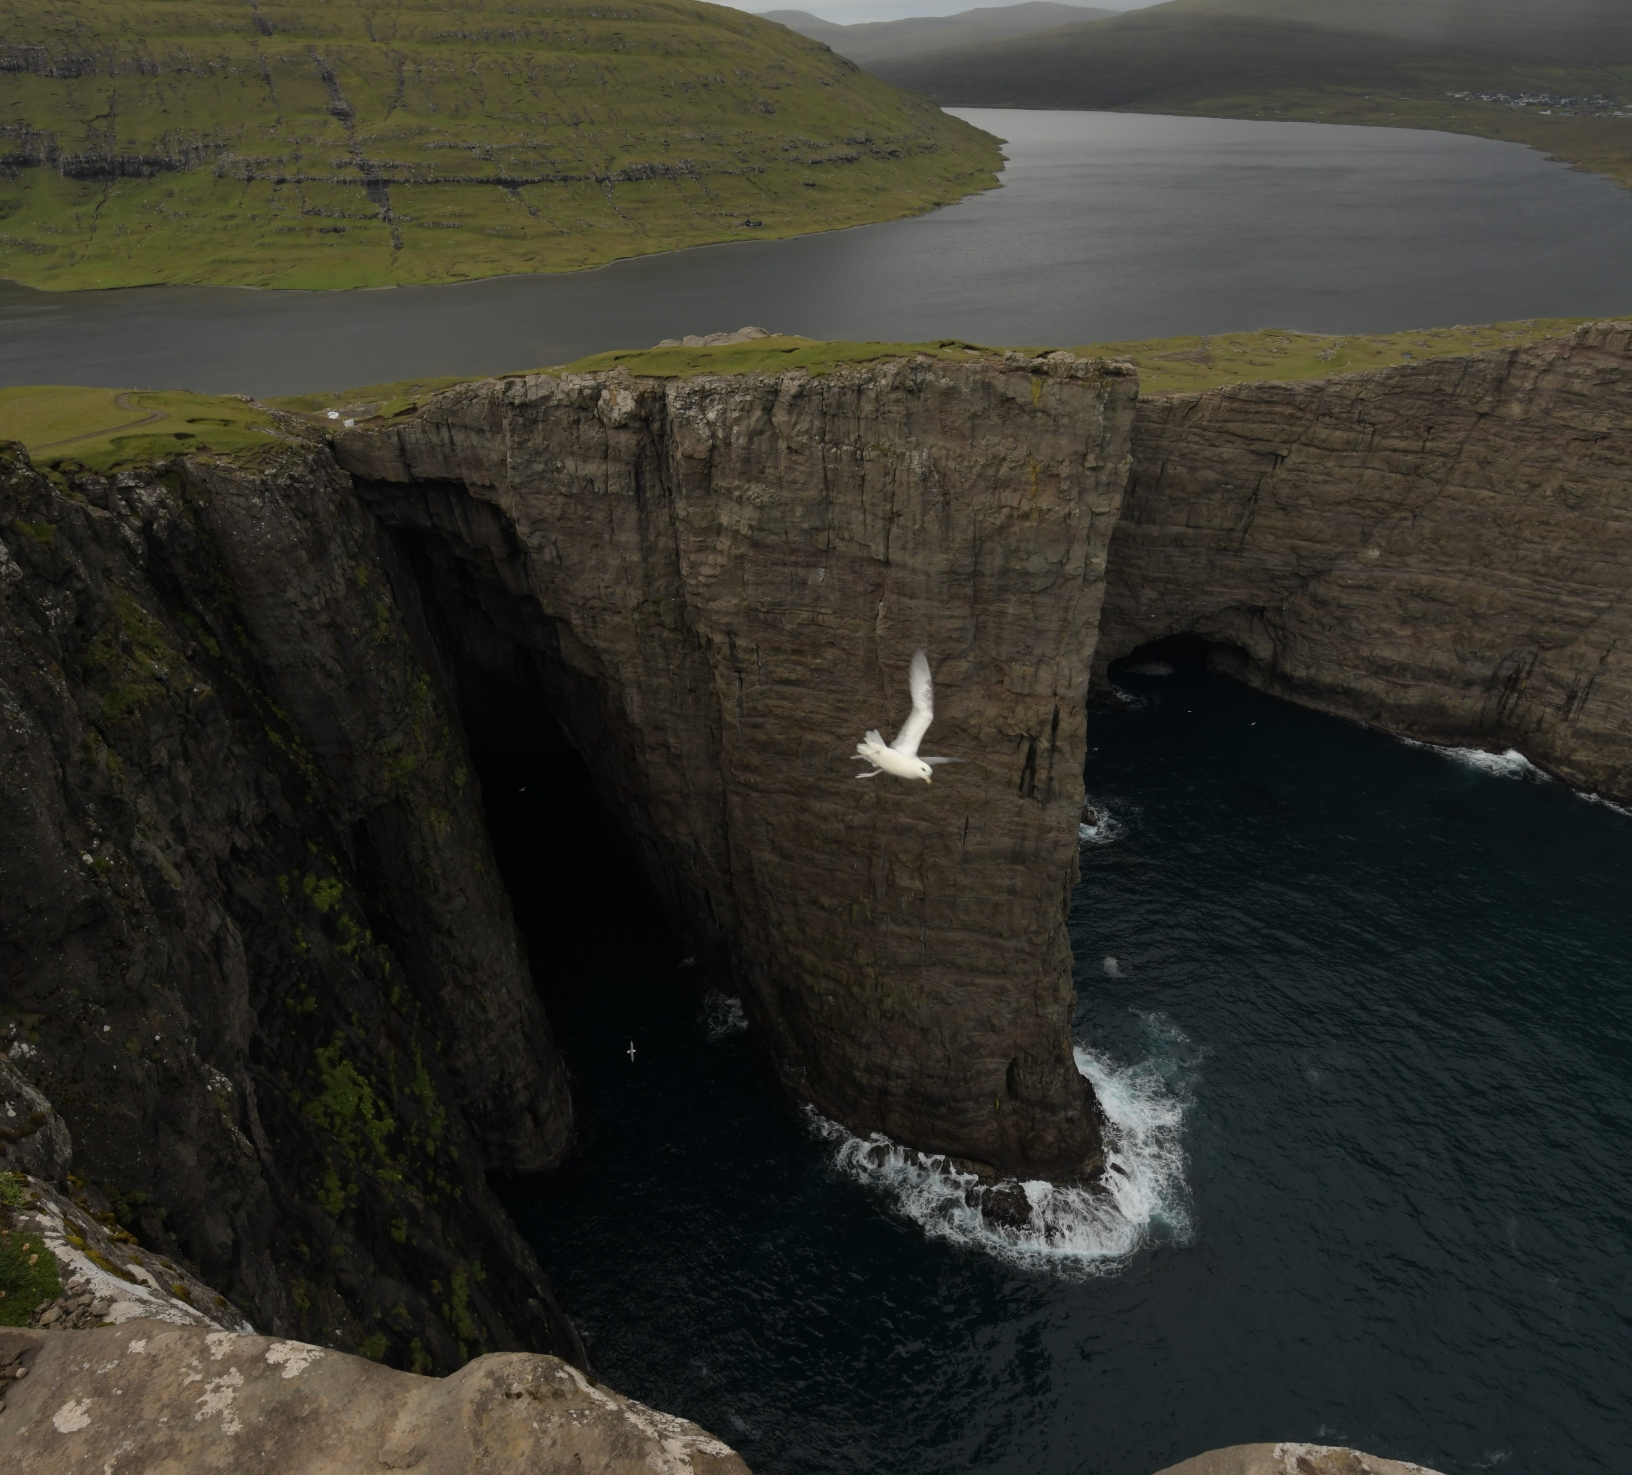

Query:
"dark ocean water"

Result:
[[489, 659, 1631, 1475], [5, 110, 1631, 395]]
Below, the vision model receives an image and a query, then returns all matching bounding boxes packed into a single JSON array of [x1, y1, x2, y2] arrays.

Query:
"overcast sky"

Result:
[[746, 0, 1163, 25]]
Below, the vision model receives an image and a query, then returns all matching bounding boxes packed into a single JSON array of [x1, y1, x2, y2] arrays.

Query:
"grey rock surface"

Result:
[[0, 1320, 748, 1473], [1099, 322, 1632, 800], [0, 1056, 70, 1184]]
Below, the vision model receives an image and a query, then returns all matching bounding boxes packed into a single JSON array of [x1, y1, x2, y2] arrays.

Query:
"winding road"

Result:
[[31, 392, 169, 452]]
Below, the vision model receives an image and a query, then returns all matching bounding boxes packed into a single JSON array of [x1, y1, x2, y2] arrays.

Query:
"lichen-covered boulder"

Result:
[[1155, 1443, 1446, 1475], [0, 1321, 748, 1473]]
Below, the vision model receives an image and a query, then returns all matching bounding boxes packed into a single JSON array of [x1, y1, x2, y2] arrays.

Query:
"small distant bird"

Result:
[[854, 649, 962, 784], [627, 1040, 636, 1062]]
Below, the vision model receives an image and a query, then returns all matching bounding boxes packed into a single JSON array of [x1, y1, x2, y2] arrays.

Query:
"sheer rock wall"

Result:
[[1097, 323, 1632, 801], [336, 354, 1138, 1178], [0, 442, 578, 1371]]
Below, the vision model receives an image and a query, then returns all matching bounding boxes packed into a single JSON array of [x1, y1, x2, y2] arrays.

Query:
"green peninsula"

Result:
[[0, 0, 1000, 291]]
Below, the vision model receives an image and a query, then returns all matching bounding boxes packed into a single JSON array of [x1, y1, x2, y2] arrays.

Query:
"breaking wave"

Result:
[[810, 1019, 1195, 1276], [1397, 736, 1543, 780], [1078, 793, 1126, 846], [1397, 736, 1632, 818]]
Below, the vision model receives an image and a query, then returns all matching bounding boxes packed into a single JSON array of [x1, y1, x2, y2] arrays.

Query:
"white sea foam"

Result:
[[1078, 795, 1124, 846], [1582, 790, 1632, 819], [1396, 736, 1632, 817], [810, 1021, 1194, 1276], [701, 990, 748, 1039], [1396, 736, 1542, 780], [1102, 956, 1122, 978]]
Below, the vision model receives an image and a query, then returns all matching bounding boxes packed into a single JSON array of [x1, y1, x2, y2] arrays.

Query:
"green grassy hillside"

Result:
[[0, 0, 1001, 291], [869, 0, 1632, 189]]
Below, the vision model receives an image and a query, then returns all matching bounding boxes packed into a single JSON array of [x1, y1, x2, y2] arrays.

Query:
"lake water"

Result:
[[3, 110, 1630, 397], [487, 653, 1631, 1475]]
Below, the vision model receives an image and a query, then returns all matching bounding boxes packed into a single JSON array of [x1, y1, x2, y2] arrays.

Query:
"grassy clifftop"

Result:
[[0, 0, 1001, 290], [2, 320, 1605, 473]]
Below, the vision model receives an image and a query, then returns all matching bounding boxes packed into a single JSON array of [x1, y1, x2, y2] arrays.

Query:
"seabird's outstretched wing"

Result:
[[892, 649, 935, 756]]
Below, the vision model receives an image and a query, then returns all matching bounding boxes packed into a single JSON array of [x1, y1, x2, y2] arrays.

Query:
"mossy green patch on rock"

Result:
[[0, 0, 1002, 291], [0, 1174, 64, 1327]]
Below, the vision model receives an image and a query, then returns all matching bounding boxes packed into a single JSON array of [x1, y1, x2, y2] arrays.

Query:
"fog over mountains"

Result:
[[757, 2, 1116, 64]]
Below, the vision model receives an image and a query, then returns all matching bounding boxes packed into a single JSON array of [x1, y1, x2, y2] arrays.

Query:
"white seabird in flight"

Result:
[[854, 649, 962, 784]]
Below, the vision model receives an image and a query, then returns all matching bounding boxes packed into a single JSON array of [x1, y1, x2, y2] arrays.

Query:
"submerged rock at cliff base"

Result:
[[0, 1321, 750, 1473]]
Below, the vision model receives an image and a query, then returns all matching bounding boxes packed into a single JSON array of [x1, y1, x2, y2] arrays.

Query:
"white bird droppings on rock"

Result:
[[52, 1397, 92, 1432], [263, 1340, 324, 1379]]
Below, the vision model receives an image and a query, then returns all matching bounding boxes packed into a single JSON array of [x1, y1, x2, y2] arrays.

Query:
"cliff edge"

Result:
[[1099, 322, 1632, 801]]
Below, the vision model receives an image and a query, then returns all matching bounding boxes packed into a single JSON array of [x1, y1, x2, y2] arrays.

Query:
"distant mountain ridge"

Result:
[[758, 2, 1113, 66], [864, 0, 1632, 190], [1145, 0, 1632, 68]]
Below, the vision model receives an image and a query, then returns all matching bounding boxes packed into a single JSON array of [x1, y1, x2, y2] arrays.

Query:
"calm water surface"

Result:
[[491, 660, 1631, 1475], [4, 110, 1630, 395]]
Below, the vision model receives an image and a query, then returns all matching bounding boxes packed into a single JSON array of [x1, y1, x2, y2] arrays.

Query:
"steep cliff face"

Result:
[[0, 442, 579, 1370], [337, 353, 1137, 1178], [1097, 323, 1632, 801]]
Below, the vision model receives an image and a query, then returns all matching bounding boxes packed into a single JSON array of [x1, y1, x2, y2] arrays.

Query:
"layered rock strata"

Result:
[[1097, 323, 1632, 801], [336, 353, 1137, 1177], [0, 1321, 748, 1473], [0, 443, 578, 1369]]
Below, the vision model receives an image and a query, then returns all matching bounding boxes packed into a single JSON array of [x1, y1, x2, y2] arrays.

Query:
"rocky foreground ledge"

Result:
[[0, 1319, 1437, 1475], [0, 1321, 749, 1475]]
